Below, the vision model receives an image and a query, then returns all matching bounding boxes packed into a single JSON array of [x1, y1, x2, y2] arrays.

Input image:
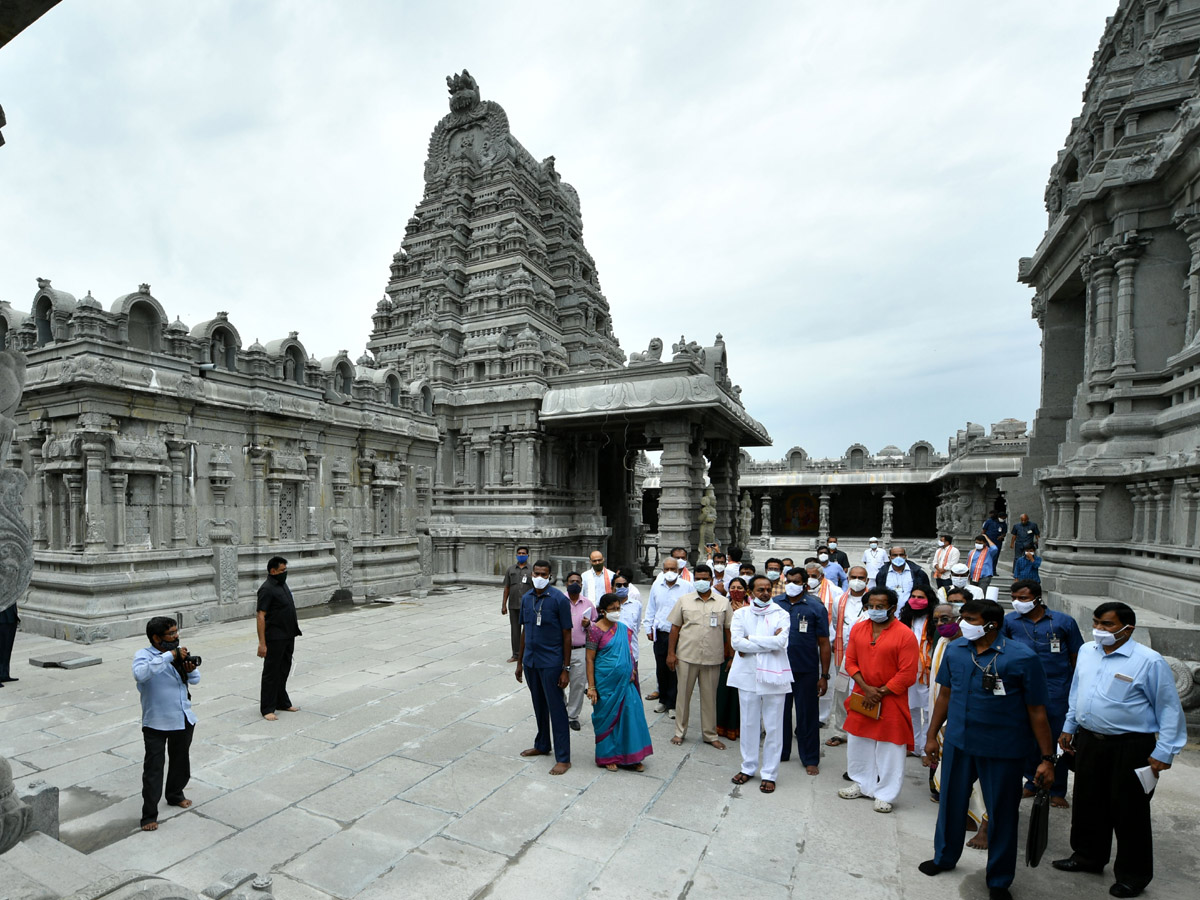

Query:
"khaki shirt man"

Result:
[[665, 566, 733, 749]]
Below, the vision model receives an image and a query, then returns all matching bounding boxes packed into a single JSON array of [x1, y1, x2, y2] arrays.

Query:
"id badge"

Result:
[[1050, 638, 1061, 653], [993, 678, 1006, 696], [709, 612, 718, 628], [522, 575, 528, 584], [798, 618, 808, 633], [536, 612, 542, 627]]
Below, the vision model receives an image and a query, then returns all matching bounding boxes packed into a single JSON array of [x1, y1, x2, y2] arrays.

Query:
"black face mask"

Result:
[[274, 571, 288, 584], [158, 638, 180, 651]]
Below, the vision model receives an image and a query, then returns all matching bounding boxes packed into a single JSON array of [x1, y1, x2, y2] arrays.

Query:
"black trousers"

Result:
[[780, 671, 820, 767], [1070, 729, 1158, 889], [0, 621, 16, 680], [260, 637, 295, 715], [653, 632, 677, 709], [141, 720, 193, 826], [508, 604, 522, 658]]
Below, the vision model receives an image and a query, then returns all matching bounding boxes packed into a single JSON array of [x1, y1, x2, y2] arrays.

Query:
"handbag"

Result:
[[847, 691, 882, 720], [1026, 788, 1050, 867]]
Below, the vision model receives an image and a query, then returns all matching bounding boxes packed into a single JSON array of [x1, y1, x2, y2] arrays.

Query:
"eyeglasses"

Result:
[[933, 615, 954, 624]]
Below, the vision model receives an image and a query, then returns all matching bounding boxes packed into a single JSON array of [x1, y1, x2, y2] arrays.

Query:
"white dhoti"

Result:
[[738, 692, 786, 782], [846, 734, 907, 804], [908, 681, 930, 751], [822, 673, 853, 736]]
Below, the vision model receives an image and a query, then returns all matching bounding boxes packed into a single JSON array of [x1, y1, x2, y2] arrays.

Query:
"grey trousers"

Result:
[[566, 647, 587, 721]]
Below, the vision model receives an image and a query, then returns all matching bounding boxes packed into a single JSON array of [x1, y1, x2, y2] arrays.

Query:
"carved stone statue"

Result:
[[738, 490, 753, 545], [697, 487, 717, 550], [628, 337, 663, 365], [283, 356, 296, 381], [0, 756, 31, 855]]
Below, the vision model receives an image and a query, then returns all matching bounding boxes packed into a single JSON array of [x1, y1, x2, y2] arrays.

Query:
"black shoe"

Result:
[[918, 860, 948, 876], [1052, 858, 1105, 874], [842, 771, 852, 782], [989, 888, 1013, 900], [569, 719, 581, 731], [0, 677, 17, 683], [1109, 884, 1143, 898]]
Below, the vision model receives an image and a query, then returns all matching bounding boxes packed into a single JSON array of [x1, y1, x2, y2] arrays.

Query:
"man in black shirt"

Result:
[[257, 555, 302, 720]]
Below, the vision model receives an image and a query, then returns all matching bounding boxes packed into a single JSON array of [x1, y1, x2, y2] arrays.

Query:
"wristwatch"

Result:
[[820, 672, 831, 680], [563, 664, 571, 670], [1041, 754, 1055, 763]]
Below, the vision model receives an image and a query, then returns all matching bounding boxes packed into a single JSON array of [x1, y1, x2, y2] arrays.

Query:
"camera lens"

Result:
[[189, 655, 202, 667]]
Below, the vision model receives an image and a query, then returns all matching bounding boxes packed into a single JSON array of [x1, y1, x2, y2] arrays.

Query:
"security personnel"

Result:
[[773, 567, 830, 774], [1002, 579, 1083, 805], [1053, 602, 1187, 898], [919, 598, 1056, 900]]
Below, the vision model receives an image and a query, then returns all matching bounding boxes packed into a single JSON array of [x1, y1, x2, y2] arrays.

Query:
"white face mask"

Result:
[[829, 542, 838, 550], [677, 558, 688, 569], [951, 575, 968, 588], [784, 582, 804, 597], [767, 570, 780, 581], [937, 539, 945, 547], [532, 576, 550, 590], [869, 542, 878, 550], [693, 580, 712, 594], [664, 571, 678, 583], [818, 553, 829, 563], [781, 565, 792, 576], [714, 563, 726, 573], [959, 622, 987, 642], [806, 576, 821, 590], [751, 596, 772, 608], [866, 608, 889, 623], [891, 557, 905, 568], [1092, 626, 1129, 647], [1012, 599, 1037, 615], [848, 578, 867, 593], [974, 542, 984, 551], [605, 610, 621, 622]]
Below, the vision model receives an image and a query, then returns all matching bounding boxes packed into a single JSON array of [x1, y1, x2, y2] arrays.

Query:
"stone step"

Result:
[[1, 831, 114, 898], [1055, 592, 1200, 660]]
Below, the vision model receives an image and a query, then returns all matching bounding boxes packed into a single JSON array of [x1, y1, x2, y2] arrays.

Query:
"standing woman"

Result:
[[900, 586, 937, 755], [716, 577, 749, 741], [586, 593, 654, 771]]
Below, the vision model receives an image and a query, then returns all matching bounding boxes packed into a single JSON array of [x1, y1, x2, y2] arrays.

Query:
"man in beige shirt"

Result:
[[666, 563, 733, 749]]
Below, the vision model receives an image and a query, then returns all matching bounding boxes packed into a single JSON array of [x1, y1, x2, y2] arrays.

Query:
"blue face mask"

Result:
[[615, 587, 629, 598], [516, 554, 528, 564], [693, 579, 712, 594]]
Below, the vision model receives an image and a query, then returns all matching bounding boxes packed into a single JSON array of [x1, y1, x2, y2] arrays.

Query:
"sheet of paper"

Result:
[[1134, 765, 1158, 795]]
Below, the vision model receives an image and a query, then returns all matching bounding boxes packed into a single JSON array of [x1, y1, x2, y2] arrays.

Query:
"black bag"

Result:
[[1026, 788, 1050, 867]]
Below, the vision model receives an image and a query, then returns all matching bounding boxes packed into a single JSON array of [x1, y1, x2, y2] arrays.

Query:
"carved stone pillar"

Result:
[[1088, 252, 1116, 380], [1151, 479, 1173, 545], [1173, 207, 1200, 345], [881, 491, 894, 546], [167, 441, 187, 547], [708, 442, 737, 549], [305, 453, 321, 538], [487, 432, 504, 489], [1109, 234, 1149, 377], [658, 422, 695, 555], [434, 436, 446, 488], [1183, 477, 1200, 548], [1049, 486, 1076, 541], [29, 434, 48, 550], [370, 486, 384, 536], [454, 435, 467, 487], [1074, 483, 1104, 543], [759, 492, 772, 538], [503, 433, 515, 485], [65, 474, 83, 551], [110, 472, 128, 549], [267, 480, 282, 541], [358, 456, 374, 536], [818, 489, 832, 546], [83, 441, 106, 551], [249, 447, 268, 541]]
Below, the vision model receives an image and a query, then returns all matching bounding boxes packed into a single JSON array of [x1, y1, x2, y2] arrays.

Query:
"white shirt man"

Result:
[[930, 537, 960, 584], [937, 563, 983, 603], [862, 539, 888, 581], [582, 552, 615, 605], [651, 549, 694, 589], [728, 578, 792, 788], [612, 575, 644, 663]]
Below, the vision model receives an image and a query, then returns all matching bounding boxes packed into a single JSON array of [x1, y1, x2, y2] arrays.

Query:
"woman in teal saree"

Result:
[[585, 593, 653, 771]]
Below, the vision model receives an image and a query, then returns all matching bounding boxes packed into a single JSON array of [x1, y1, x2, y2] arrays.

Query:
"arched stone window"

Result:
[[0, 319, 7, 351], [914, 446, 930, 467], [35, 297, 54, 346], [285, 347, 305, 385], [849, 448, 865, 470], [386, 374, 401, 407], [210, 326, 237, 370], [127, 301, 161, 352], [337, 362, 354, 396], [420, 385, 433, 415]]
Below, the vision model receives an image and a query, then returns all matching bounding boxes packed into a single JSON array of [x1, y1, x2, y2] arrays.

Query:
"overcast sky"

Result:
[[0, 1, 1116, 458]]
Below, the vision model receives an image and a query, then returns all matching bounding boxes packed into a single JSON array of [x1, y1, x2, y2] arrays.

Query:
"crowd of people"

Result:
[[504, 531, 1187, 900]]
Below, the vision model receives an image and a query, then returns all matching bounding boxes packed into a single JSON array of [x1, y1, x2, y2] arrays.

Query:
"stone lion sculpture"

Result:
[[628, 337, 663, 365]]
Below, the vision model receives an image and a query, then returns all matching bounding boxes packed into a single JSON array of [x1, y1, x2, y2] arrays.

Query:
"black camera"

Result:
[[187, 655, 202, 667]]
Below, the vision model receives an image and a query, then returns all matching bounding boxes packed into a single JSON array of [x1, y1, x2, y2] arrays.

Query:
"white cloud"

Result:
[[0, 0, 1115, 457]]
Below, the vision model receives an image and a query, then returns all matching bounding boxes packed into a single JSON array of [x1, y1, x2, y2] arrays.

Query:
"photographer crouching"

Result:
[[133, 616, 200, 832]]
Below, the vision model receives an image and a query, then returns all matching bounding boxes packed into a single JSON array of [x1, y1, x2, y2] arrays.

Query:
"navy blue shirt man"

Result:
[[1002, 579, 1083, 802], [919, 598, 1055, 900], [773, 568, 830, 773], [981, 511, 1008, 551], [1008, 514, 1039, 574], [515, 560, 573, 775]]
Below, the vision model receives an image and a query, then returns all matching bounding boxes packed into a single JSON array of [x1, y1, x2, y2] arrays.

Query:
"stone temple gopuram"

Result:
[[0, 70, 767, 642], [1012, 0, 1200, 660]]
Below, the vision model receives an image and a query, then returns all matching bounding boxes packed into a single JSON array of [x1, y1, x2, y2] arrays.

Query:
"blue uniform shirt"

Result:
[[520, 587, 571, 669], [1011, 521, 1039, 550], [772, 593, 829, 675], [982, 518, 1007, 546], [1002, 608, 1083, 706], [937, 634, 1049, 759], [133, 646, 200, 731], [1063, 639, 1188, 764], [1012, 555, 1042, 582]]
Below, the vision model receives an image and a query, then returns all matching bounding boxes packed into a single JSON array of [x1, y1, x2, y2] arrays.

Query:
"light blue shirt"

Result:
[[133, 646, 199, 731], [1063, 639, 1187, 763], [885, 565, 914, 607], [822, 561, 848, 590], [645, 579, 688, 637]]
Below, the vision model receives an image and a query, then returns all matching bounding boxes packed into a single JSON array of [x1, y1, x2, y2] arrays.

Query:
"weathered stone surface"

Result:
[[28, 652, 102, 668], [17, 780, 58, 839]]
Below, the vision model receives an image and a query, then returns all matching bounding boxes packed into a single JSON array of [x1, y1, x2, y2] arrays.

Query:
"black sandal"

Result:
[[731, 772, 751, 785], [760, 780, 776, 794]]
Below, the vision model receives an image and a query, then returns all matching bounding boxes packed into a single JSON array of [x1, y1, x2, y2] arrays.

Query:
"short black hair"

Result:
[[764, 557, 783, 569], [597, 592, 621, 613], [739, 563, 755, 573], [816, 546, 829, 554], [781, 557, 794, 565], [940, 534, 953, 543], [728, 577, 748, 591], [803, 556, 819, 565], [516, 545, 530, 553], [749, 574, 772, 591], [532, 559, 552, 572], [727, 545, 743, 562], [566, 571, 582, 581], [865, 586, 898, 607], [671, 547, 687, 557], [1094, 601, 1136, 627], [961, 598, 1005, 626], [267, 556, 288, 572], [1010, 579, 1042, 599], [693, 564, 712, 577], [616, 567, 635, 584], [713, 552, 727, 562], [944, 587, 971, 603], [146, 616, 176, 642]]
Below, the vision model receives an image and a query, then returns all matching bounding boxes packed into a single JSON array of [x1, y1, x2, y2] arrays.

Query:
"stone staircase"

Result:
[[0, 830, 114, 899]]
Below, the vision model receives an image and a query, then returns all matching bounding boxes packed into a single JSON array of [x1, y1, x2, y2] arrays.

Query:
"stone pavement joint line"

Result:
[[2, 595, 1198, 900]]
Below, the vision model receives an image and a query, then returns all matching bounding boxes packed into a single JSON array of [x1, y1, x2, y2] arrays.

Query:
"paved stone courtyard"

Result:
[[1, 594, 1197, 900]]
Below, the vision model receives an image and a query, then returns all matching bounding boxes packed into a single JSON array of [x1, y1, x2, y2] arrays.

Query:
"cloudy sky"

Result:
[[1, 1, 1115, 458]]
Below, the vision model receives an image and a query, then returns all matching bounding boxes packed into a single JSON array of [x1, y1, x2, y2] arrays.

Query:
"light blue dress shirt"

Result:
[[134, 646, 200, 731], [1063, 639, 1187, 763], [644, 579, 688, 637], [822, 561, 848, 590]]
